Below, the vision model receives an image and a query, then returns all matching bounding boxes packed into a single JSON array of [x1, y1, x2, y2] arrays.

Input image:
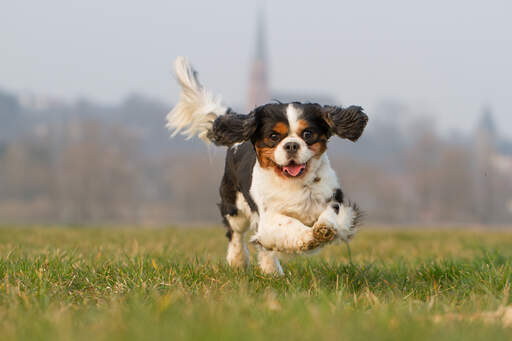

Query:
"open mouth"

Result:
[[279, 161, 307, 177]]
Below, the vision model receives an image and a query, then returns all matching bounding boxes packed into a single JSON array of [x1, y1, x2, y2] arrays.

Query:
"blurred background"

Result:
[[1, 1, 511, 226]]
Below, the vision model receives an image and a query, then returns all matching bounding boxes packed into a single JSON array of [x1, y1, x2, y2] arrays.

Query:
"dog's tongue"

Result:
[[283, 163, 305, 177]]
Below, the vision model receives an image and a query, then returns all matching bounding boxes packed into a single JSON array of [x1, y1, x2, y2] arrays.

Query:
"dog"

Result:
[[167, 57, 368, 275]]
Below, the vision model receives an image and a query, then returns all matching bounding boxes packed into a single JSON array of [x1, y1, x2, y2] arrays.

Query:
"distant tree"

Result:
[[0, 90, 21, 141], [55, 120, 143, 224], [437, 146, 475, 222], [405, 129, 442, 223]]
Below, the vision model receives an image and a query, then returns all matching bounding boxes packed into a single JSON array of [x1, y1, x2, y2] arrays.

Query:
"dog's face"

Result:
[[252, 103, 330, 178], [210, 102, 368, 178]]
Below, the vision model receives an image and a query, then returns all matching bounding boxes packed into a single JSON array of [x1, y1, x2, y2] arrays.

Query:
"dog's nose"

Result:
[[284, 142, 300, 154]]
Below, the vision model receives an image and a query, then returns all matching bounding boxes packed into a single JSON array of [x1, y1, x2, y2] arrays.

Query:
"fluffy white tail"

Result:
[[166, 57, 227, 143]]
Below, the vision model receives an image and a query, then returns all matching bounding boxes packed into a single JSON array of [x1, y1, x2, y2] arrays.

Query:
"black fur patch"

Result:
[[348, 201, 365, 230], [299, 103, 332, 140], [208, 109, 257, 146], [331, 203, 340, 215], [218, 142, 258, 240], [333, 188, 344, 204], [322, 105, 368, 142], [250, 104, 289, 144], [223, 219, 234, 241]]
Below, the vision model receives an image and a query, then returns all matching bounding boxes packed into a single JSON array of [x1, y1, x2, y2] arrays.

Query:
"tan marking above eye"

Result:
[[296, 119, 320, 140], [272, 122, 289, 136], [296, 119, 309, 135]]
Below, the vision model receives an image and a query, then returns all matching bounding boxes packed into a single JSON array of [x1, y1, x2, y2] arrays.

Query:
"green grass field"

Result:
[[2, 227, 512, 340]]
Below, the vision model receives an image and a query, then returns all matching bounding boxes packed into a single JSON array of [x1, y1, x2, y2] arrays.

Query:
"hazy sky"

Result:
[[1, 0, 511, 136]]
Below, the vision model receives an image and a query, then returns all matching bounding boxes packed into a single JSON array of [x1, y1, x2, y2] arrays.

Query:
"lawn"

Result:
[[1, 227, 512, 340]]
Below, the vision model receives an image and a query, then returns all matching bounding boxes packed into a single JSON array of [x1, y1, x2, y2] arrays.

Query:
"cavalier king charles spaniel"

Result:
[[167, 57, 368, 275]]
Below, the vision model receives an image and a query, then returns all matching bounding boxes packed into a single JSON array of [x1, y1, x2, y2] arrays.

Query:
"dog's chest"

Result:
[[275, 182, 330, 225], [251, 165, 336, 226]]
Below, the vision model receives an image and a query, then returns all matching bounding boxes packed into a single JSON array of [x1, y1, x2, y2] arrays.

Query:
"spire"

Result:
[[247, 4, 270, 110], [255, 8, 266, 62]]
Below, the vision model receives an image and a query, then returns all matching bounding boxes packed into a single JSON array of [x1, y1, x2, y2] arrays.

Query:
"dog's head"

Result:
[[209, 102, 368, 178]]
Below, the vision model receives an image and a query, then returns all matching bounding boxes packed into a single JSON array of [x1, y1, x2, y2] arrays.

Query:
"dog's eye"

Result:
[[302, 129, 313, 141], [269, 132, 281, 141]]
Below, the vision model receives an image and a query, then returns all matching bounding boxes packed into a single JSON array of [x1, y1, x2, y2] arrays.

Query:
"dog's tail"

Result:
[[166, 57, 228, 143]]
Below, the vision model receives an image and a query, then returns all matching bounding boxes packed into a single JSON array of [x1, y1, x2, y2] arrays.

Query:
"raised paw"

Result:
[[301, 222, 337, 251], [313, 222, 337, 242]]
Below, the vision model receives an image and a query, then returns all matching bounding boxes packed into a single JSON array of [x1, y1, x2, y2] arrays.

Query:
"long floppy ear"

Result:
[[207, 109, 257, 146], [322, 105, 368, 142]]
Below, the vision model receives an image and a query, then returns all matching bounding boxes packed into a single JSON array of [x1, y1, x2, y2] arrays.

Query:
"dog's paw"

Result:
[[313, 222, 337, 242], [300, 220, 337, 251]]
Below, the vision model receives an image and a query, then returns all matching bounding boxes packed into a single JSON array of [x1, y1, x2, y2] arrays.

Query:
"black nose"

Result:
[[284, 142, 300, 153]]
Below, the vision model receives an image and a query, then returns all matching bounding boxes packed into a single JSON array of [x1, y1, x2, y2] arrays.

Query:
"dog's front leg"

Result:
[[250, 213, 337, 253]]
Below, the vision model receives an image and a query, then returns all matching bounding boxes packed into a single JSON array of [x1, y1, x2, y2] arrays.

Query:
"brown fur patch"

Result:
[[254, 145, 275, 168], [309, 139, 327, 157], [297, 120, 327, 157], [254, 148, 289, 179], [254, 144, 292, 179], [255, 122, 289, 170], [294, 119, 329, 160], [273, 122, 289, 136], [295, 119, 309, 135]]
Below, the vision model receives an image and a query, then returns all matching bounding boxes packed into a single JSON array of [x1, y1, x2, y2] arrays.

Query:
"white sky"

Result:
[[1, 0, 511, 136]]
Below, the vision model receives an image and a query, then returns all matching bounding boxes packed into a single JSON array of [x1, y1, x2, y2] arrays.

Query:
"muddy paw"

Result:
[[313, 223, 337, 242], [301, 223, 337, 251]]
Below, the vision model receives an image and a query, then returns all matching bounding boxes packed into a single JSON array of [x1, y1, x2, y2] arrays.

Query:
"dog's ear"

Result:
[[208, 109, 258, 146], [321, 105, 368, 142]]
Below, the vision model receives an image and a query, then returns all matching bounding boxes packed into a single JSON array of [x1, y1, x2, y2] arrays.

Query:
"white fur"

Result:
[[248, 154, 356, 254], [225, 192, 253, 268], [274, 136, 312, 166], [253, 213, 316, 252], [166, 57, 227, 143], [315, 203, 356, 242], [286, 104, 300, 134], [226, 230, 249, 269], [258, 249, 284, 276], [251, 154, 339, 225], [334, 205, 358, 241]]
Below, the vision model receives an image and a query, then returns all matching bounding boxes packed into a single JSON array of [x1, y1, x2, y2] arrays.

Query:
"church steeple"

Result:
[[255, 10, 266, 62], [247, 7, 270, 110]]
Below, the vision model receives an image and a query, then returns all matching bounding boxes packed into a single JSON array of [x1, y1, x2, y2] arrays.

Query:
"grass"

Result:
[[1, 227, 512, 340]]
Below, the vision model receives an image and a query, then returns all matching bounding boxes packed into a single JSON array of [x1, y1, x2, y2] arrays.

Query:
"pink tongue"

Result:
[[283, 164, 305, 177]]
